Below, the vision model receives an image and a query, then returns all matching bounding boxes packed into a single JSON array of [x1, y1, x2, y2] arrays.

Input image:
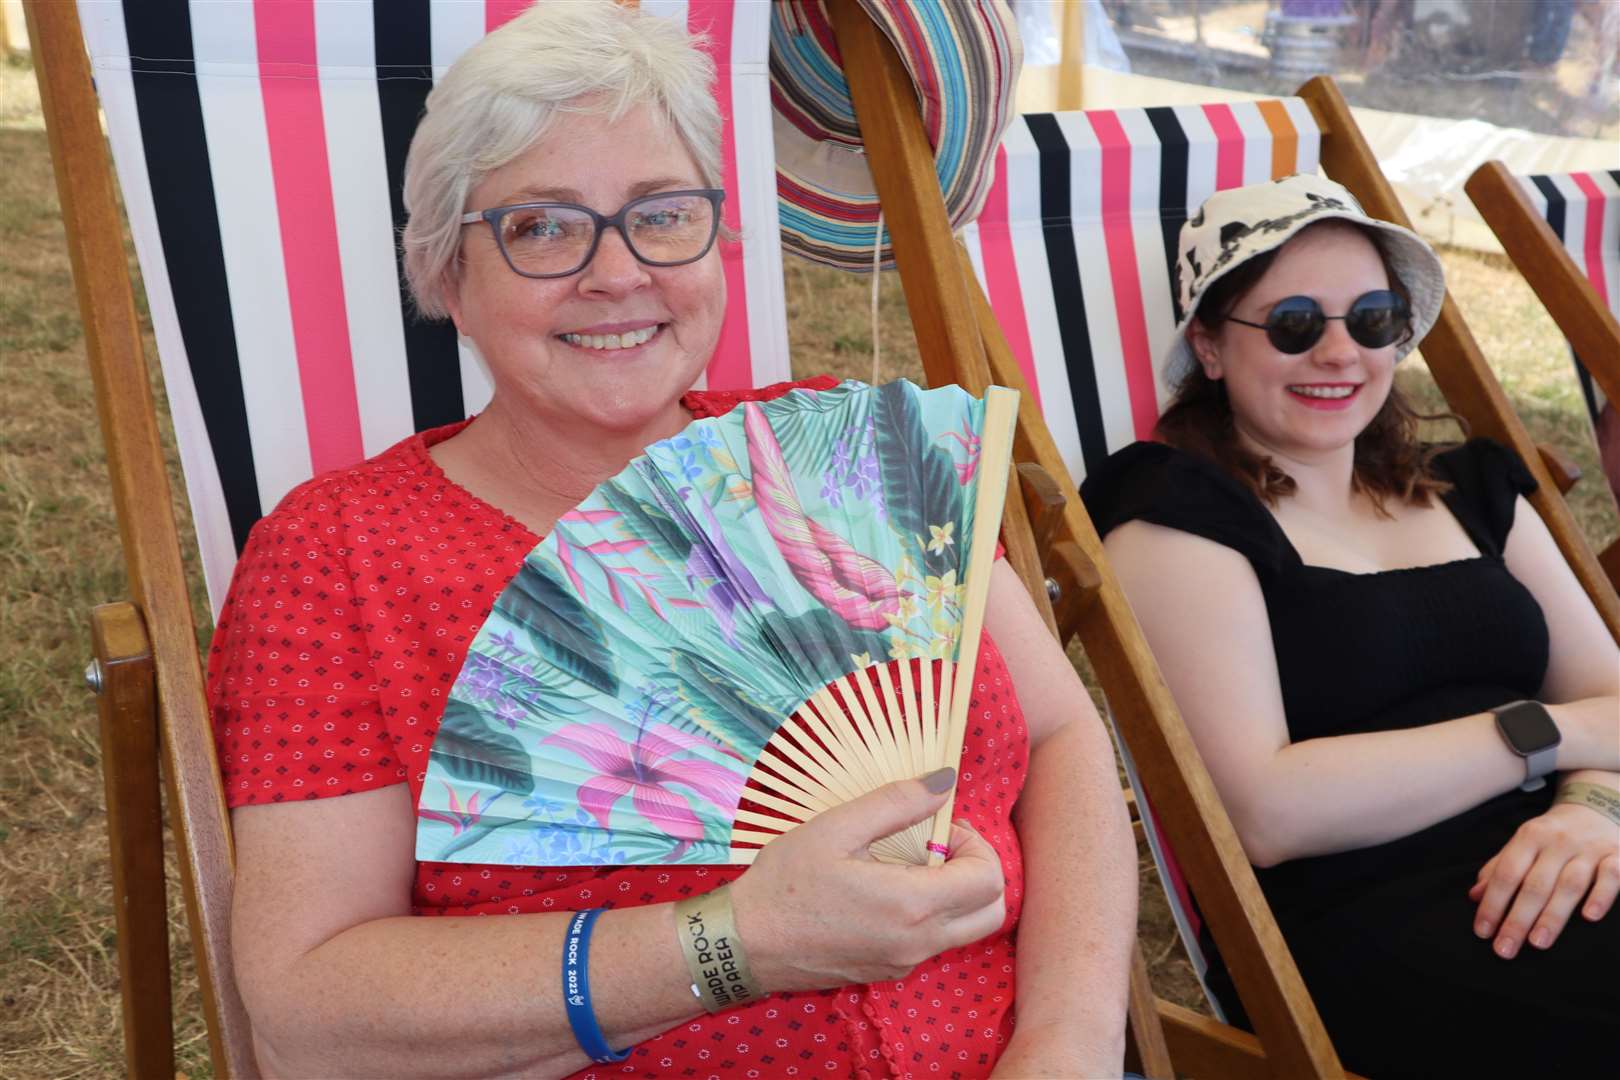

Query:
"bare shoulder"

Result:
[[1102, 517, 1257, 595]]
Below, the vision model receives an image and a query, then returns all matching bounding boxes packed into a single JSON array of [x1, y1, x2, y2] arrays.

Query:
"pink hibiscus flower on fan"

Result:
[[540, 721, 746, 858]]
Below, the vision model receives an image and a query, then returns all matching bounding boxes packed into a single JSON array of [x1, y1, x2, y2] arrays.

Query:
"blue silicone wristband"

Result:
[[562, 908, 631, 1063]]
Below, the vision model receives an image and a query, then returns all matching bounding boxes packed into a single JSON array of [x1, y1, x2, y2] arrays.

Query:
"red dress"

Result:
[[208, 378, 1031, 1079]]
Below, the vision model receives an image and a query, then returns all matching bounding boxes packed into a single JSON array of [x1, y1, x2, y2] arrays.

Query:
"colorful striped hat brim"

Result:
[[770, 0, 1021, 271]]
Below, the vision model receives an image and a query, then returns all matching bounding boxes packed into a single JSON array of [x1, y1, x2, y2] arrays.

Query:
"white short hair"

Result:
[[402, 1, 722, 319]]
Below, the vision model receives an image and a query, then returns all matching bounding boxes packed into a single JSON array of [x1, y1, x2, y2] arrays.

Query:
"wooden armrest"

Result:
[[90, 601, 173, 1078], [1016, 461, 1067, 555], [1045, 539, 1103, 646], [1536, 442, 1580, 495]]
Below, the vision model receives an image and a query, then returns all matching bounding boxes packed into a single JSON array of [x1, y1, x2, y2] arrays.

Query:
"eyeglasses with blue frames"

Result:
[[1224, 290, 1411, 354], [459, 188, 725, 279]]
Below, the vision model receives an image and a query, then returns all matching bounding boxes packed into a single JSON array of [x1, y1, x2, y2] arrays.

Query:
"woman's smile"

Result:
[[1286, 382, 1362, 409], [558, 321, 666, 353]]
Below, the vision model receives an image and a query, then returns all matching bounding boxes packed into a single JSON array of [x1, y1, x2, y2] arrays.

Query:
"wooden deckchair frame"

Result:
[[827, 3, 1620, 1078], [26, 2, 254, 1077], [1465, 161, 1620, 586]]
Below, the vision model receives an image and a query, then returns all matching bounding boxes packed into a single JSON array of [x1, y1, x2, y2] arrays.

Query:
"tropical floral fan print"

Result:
[[416, 380, 1018, 868]]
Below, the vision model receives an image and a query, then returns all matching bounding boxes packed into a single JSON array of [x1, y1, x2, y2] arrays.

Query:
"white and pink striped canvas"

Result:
[[77, 0, 787, 616], [959, 99, 1322, 488], [1515, 169, 1620, 421], [958, 98, 1323, 1018]]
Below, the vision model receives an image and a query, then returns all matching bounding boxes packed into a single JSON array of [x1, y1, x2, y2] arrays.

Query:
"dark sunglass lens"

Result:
[[1345, 290, 1409, 348], [1264, 297, 1325, 354]]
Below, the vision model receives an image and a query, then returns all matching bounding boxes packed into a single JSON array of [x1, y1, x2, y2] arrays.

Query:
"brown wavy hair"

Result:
[[1155, 221, 1459, 512]]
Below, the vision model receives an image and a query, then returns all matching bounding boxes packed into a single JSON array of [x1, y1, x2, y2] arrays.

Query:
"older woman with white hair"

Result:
[[206, 4, 1137, 1077]]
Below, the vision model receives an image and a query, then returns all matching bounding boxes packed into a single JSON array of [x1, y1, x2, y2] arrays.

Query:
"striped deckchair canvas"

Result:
[[78, 0, 787, 617], [960, 99, 1321, 485], [1516, 169, 1620, 424], [958, 97, 1324, 1020]]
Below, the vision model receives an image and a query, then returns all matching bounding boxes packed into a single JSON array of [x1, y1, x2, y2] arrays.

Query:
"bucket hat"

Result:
[[769, 0, 1021, 271], [1163, 173, 1446, 386]]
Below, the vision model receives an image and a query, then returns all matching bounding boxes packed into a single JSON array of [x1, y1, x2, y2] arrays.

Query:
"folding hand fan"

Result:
[[416, 379, 1018, 868]]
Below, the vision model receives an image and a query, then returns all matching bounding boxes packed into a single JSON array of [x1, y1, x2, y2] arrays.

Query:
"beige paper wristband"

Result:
[[1556, 781, 1620, 827], [673, 884, 763, 1013]]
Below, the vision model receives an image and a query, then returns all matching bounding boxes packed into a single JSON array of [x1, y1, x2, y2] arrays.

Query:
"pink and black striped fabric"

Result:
[[959, 98, 1322, 487], [1517, 169, 1620, 423], [77, 0, 787, 615], [958, 97, 1322, 1018]]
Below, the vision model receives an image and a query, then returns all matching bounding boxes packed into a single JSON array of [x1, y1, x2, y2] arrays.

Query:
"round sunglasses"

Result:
[[1225, 290, 1411, 354]]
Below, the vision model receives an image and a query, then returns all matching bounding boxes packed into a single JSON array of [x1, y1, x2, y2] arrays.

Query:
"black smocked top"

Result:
[[1081, 439, 1553, 924]]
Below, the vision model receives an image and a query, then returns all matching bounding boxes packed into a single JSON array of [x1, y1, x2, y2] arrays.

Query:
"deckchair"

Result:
[[829, 2, 1620, 1072], [31, 1, 1182, 1076], [33, 0, 779, 1074], [1466, 162, 1620, 585], [955, 93, 1325, 1028]]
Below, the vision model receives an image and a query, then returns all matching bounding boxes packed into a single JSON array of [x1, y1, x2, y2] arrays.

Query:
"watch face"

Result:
[[1495, 701, 1561, 755]]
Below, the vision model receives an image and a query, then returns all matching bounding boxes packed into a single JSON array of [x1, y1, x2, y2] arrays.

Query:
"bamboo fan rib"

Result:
[[415, 381, 1019, 869]]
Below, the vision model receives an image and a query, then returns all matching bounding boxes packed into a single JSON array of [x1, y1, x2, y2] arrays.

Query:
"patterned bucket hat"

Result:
[[770, 0, 1022, 271], [1163, 173, 1447, 387]]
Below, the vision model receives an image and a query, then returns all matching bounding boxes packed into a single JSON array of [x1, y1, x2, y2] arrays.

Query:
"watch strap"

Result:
[[1521, 743, 1557, 792]]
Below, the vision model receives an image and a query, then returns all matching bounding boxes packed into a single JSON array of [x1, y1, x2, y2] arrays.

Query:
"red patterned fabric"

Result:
[[208, 377, 1029, 1078]]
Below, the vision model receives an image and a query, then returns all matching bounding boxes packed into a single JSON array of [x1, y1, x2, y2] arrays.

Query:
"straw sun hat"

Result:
[[1163, 173, 1447, 386], [769, 0, 1022, 271]]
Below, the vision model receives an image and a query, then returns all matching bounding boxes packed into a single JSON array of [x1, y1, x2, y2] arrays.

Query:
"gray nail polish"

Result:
[[922, 767, 956, 794]]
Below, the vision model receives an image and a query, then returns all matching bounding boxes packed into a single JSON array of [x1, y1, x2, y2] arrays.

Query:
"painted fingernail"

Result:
[[1475, 920, 1493, 938], [1495, 936, 1518, 959], [922, 767, 957, 794], [1530, 928, 1551, 949]]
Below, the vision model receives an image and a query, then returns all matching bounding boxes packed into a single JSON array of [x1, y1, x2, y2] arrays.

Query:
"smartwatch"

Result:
[[1491, 700, 1561, 792]]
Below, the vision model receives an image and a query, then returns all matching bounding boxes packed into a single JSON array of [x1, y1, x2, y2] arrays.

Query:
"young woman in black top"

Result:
[[1082, 174, 1618, 1077]]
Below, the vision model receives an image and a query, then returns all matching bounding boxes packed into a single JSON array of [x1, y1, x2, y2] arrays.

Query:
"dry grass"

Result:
[[4, 49, 1616, 1077], [1, 104, 214, 1079]]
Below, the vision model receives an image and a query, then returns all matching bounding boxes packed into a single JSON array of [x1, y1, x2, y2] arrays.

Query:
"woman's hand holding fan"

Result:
[[416, 380, 1018, 868], [725, 770, 1008, 992]]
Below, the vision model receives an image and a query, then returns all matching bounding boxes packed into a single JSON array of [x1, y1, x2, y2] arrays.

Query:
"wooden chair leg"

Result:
[[90, 601, 173, 1080]]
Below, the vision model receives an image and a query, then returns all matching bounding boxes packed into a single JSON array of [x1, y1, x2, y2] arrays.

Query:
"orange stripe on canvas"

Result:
[[1256, 99, 1299, 178]]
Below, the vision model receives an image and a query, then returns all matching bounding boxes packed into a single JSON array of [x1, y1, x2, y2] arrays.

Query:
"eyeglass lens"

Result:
[[497, 192, 718, 277], [1260, 290, 1410, 354]]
